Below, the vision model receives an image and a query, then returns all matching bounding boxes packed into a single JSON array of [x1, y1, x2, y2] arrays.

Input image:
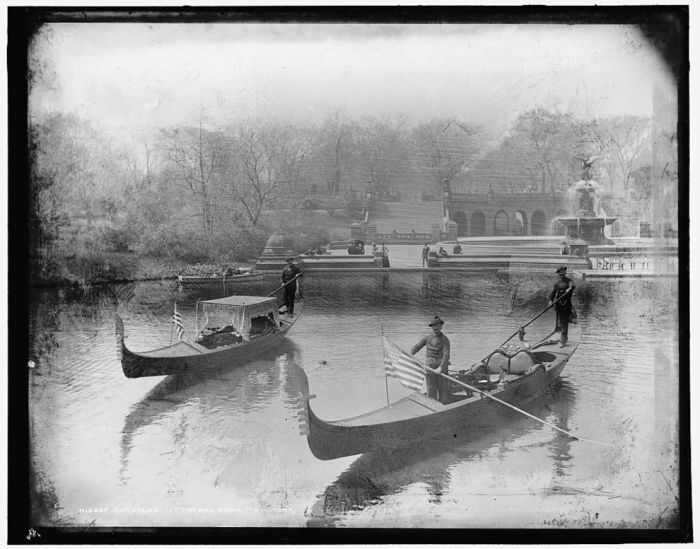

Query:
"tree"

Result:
[[356, 116, 409, 196], [263, 123, 313, 195], [515, 110, 581, 192], [158, 122, 230, 257], [316, 111, 359, 195], [227, 124, 289, 228], [410, 118, 482, 192], [585, 115, 652, 196]]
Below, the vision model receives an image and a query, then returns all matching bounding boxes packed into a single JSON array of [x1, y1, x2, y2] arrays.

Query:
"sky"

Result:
[[28, 21, 675, 143]]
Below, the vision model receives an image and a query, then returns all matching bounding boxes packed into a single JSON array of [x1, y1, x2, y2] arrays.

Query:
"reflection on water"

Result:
[[28, 272, 679, 528], [119, 340, 301, 483], [306, 380, 576, 526]]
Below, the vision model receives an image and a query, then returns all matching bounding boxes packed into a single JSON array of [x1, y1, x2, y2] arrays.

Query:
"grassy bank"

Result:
[[29, 252, 256, 287]]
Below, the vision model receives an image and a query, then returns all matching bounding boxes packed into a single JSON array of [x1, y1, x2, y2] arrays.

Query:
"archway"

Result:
[[553, 210, 568, 237], [494, 210, 510, 236], [531, 210, 547, 236], [453, 211, 468, 237], [514, 210, 528, 236], [471, 210, 485, 237]]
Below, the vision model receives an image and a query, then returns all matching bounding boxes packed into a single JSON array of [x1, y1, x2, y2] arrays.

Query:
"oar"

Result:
[[267, 274, 301, 297], [438, 371, 611, 446], [498, 288, 571, 348]]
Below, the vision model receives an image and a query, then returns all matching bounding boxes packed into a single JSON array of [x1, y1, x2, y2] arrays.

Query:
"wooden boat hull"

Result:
[[177, 272, 264, 285], [116, 302, 302, 378], [305, 328, 577, 460]]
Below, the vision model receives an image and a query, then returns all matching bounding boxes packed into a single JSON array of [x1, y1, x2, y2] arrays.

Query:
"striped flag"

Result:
[[383, 337, 425, 391], [172, 303, 185, 340]]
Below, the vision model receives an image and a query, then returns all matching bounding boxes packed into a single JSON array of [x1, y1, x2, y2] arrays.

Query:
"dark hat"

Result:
[[428, 316, 445, 327], [556, 266, 567, 274]]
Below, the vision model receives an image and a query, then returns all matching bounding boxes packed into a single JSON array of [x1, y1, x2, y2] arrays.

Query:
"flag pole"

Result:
[[381, 324, 390, 406], [170, 302, 175, 347]]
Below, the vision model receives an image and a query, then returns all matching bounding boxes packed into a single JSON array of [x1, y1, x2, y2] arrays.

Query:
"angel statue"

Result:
[[577, 156, 600, 181]]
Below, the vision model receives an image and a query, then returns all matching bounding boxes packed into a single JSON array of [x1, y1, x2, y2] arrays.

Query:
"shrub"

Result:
[[98, 225, 137, 252]]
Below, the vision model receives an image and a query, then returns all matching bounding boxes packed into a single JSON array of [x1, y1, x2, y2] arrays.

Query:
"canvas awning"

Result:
[[197, 296, 279, 341]]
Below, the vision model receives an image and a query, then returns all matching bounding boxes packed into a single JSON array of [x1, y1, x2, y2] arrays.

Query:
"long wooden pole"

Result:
[[438, 371, 610, 446], [267, 274, 301, 297], [498, 288, 571, 349]]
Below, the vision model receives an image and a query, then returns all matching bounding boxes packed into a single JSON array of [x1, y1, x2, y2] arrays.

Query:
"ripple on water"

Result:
[[28, 274, 679, 528]]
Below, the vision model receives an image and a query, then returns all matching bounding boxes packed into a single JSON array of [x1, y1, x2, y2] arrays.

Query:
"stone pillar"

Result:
[[446, 220, 458, 241], [255, 233, 295, 272], [569, 240, 589, 258], [350, 222, 364, 241], [431, 222, 442, 242], [365, 223, 378, 244]]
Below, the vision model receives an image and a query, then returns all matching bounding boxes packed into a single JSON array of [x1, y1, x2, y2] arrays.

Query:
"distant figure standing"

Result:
[[411, 316, 451, 404], [560, 241, 569, 255], [548, 266, 576, 347], [281, 256, 303, 317], [422, 244, 430, 267], [372, 242, 378, 255]]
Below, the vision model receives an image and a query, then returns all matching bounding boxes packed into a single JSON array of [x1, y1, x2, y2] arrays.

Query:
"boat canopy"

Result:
[[196, 295, 279, 341], [199, 295, 275, 307]]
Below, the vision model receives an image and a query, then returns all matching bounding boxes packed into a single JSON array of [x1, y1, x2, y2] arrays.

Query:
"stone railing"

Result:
[[450, 191, 564, 201], [375, 232, 434, 243]]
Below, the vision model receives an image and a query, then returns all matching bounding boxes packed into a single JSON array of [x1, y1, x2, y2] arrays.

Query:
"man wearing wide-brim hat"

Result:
[[281, 256, 303, 317], [548, 266, 576, 347], [410, 315, 451, 403]]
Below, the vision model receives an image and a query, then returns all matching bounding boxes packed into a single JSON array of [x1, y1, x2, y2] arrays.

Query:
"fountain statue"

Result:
[[555, 158, 616, 245]]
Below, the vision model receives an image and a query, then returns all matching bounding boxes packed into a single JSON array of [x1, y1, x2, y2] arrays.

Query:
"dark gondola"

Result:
[[305, 325, 579, 460]]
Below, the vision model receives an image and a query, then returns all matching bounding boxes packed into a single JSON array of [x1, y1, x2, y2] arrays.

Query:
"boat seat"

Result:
[[484, 348, 537, 375]]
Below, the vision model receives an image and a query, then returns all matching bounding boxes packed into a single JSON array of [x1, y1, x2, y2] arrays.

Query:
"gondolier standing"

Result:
[[281, 256, 303, 317], [549, 266, 576, 347], [411, 316, 451, 404]]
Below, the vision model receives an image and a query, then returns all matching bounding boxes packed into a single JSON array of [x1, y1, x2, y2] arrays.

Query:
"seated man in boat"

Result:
[[411, 316, 451, 404]]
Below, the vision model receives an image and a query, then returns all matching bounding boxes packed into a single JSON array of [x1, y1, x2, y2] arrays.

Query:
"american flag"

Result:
[[172, 303, 185, 340], [383, 337, 425, 391]]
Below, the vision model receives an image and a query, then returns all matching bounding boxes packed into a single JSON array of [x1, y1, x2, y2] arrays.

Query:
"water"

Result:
[[28, 272, 680, 528]]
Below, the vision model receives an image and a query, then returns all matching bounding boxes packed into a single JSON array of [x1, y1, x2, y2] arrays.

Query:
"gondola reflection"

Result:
[[305, 379, 576, 526], [119, 340, 299, 481]]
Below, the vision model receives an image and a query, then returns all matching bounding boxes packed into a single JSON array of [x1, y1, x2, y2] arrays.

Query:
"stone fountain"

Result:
[[555, 160, 617, 246]]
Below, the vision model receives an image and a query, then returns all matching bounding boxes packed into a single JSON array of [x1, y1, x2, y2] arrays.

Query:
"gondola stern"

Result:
[[115, 315, 146, 379], [120, 343, 147, 379], [304, 398, 363, 461]]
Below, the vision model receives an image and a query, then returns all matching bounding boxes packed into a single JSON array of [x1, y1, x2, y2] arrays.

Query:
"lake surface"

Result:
[[28, 270, 680, 529]]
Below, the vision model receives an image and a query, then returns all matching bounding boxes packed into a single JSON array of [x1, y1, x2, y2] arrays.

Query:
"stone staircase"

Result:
[[371, 200, 443, 233]]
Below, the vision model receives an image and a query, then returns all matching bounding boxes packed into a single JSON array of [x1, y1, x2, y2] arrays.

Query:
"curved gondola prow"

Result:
[[120, 344, 148, 379], [304, 397, 344, 461], [115, 313, 124, 361], [115, 314, 147, 378]]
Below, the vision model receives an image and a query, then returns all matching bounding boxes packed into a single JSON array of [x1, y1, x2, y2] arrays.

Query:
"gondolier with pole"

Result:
[[281, 256, 303, 317], [411, 316, 451, 404], [549, 266, 576, 347]]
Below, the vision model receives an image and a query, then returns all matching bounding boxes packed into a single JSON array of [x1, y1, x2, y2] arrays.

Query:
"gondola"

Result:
[[116, 295, 303, 378], [177, 270, 264, 286], [305, 325, 579, 460]]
